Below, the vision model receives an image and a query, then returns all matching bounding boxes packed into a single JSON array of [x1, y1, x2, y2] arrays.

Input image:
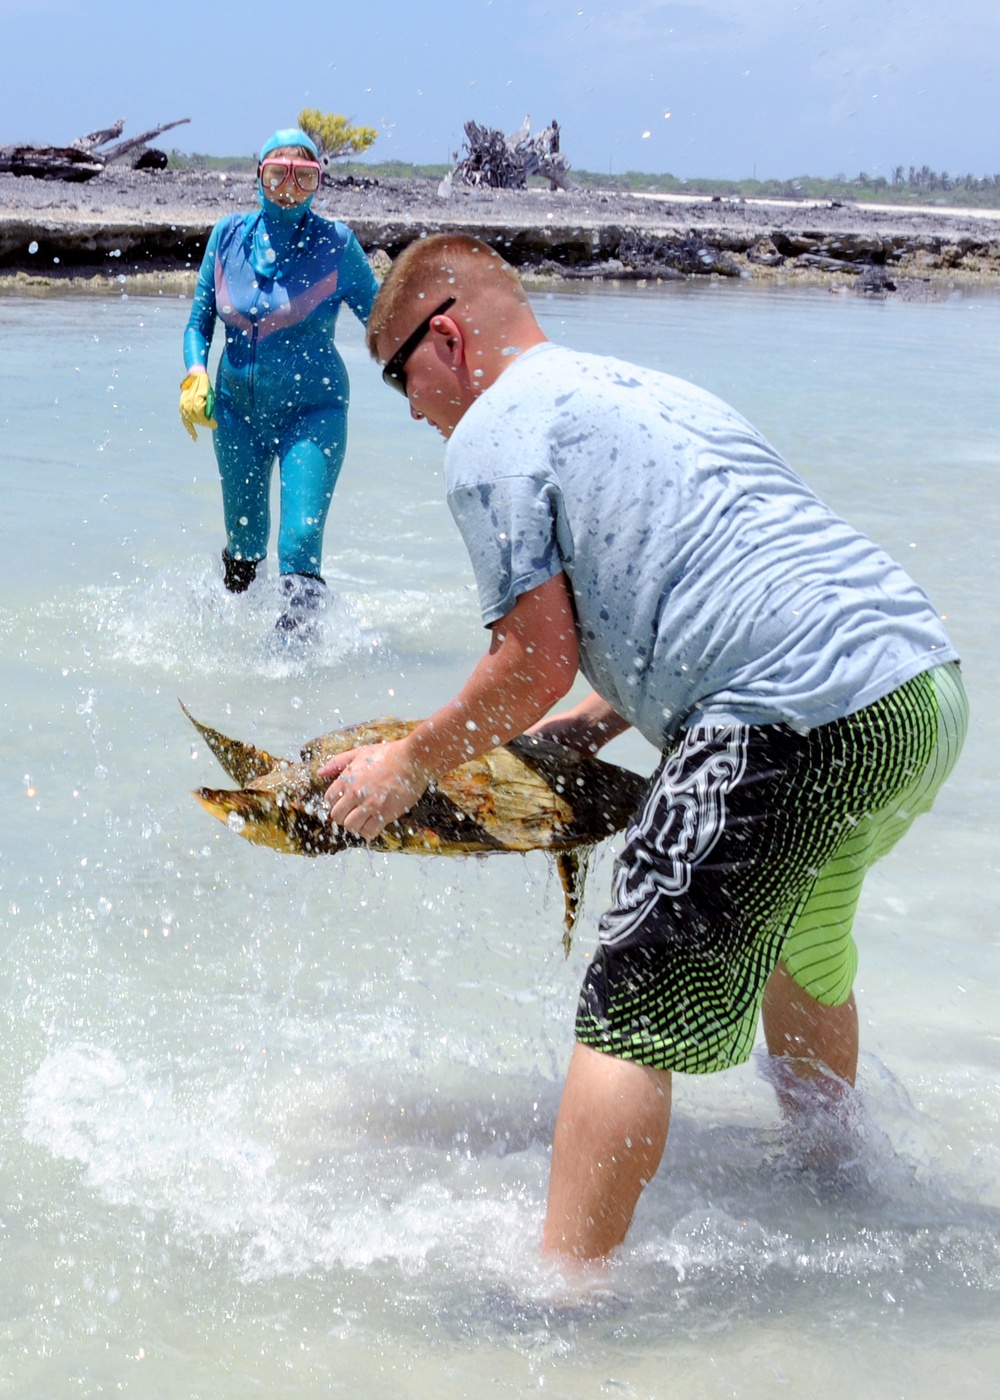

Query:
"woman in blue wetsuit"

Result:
[[179, 127, 378, 626]]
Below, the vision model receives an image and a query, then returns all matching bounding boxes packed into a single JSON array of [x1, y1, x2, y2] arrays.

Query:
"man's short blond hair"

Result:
[[366, 233, 528, 359]]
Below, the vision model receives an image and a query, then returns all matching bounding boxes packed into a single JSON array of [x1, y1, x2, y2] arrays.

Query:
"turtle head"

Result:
[[193, 787, 345, 856]]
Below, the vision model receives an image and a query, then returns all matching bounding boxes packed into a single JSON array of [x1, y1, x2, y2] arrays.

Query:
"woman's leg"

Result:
[[213, 399, 274, 574], [276, 416, 346, 578]]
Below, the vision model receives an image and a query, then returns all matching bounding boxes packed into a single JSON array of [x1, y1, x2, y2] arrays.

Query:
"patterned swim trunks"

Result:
[[575, 661, 968, 1075]]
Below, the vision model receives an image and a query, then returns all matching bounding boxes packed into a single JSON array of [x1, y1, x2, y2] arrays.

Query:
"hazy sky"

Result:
[[2, 0, 997, 179]]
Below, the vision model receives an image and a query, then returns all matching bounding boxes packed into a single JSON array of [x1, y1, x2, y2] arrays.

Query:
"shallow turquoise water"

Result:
[[0, 281, 998, 1397]]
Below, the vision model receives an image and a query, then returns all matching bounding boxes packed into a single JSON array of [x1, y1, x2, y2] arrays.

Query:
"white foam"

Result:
[[78, 563, 383, 678]]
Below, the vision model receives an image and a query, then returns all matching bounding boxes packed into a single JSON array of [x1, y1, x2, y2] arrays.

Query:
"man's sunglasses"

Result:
[[259, 158, 323, 194], [381, 297, 457, 396]]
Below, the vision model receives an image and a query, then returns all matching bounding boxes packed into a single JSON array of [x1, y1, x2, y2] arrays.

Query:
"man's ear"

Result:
[[429, 314, 465, 369]]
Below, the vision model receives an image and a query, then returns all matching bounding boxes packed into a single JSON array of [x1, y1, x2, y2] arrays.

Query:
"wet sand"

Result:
[[2, 166, 1000, 295]]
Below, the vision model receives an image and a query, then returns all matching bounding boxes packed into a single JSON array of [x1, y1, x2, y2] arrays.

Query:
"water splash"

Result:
[[19, 1038, 1000, 1332], [79, 560, 383, 678]]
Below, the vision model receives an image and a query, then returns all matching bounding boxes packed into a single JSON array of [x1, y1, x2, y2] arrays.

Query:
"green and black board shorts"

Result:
[[576, 661, 968, 1075]]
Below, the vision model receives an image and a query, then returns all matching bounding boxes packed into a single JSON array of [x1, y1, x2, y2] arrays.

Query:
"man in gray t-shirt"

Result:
[[321, 233, 967, 1263], [446, 339, 954, 744]]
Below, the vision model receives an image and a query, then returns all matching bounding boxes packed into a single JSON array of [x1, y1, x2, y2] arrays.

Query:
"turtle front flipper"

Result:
[[555, 847, 592, 958], [180, 701, 280, 785]]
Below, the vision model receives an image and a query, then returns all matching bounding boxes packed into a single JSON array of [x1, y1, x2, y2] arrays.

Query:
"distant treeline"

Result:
[[167, 151, 450, 179], [167, 152, 1000, 207], [169, 152, 258, 172], [573, 166, 1000, 207]]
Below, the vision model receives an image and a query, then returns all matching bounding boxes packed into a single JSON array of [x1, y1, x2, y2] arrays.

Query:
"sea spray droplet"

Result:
[[28, 241, 38, 254], [226, 813, 247, 833]]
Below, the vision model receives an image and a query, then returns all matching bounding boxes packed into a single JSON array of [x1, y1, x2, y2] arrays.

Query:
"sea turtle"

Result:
[[182, 702, 649, 952]]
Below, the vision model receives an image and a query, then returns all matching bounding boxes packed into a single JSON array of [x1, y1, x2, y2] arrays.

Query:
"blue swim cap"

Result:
[[259, 128, 319, 161]]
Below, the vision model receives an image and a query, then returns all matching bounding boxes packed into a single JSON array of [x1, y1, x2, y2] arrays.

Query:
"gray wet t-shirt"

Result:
[[444, 342, 957, 748]]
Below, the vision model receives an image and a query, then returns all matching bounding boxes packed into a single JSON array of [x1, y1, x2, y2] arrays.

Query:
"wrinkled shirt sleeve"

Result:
[[447, 474, 567, 626]]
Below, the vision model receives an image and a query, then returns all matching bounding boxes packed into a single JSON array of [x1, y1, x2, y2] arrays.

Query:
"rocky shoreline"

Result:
[[3, 166, 1000, 297]]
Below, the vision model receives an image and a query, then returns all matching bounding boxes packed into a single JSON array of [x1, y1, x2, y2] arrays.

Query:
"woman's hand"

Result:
[[179, 370, 218, 441], [320, 740, 429, 841]]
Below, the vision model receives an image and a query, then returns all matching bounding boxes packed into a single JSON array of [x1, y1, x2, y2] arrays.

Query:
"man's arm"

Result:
[[321, 571, 578, 840], [524, 691, 631, 754]]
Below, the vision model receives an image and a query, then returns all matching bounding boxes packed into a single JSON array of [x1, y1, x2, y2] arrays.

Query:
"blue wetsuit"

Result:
[[184, 196, 377, 577]]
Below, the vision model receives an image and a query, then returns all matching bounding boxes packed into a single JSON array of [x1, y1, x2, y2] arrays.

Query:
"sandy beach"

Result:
[[3, 165, 1000, 295]]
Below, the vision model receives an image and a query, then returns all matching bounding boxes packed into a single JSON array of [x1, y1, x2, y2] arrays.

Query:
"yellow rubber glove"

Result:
[[179, 371, 218, 441]]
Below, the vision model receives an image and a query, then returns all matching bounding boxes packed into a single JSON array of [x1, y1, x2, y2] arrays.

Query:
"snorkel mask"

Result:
[[257, 128, 322, 204]]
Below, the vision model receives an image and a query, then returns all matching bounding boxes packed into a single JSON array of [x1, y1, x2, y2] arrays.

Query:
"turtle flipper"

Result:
[[555, 847, 592, 957], [180, 701, 280, 785]]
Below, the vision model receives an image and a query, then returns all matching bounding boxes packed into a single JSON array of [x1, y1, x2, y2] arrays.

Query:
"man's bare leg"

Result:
[[762, 959, 858, 1118], [542, 1042, 671, 1260]]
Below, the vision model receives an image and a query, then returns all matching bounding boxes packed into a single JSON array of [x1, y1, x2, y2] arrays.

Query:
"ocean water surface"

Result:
[[1, 279, 998, 1397]]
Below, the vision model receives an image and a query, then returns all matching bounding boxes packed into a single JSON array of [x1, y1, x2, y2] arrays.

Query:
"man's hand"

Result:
[[525, 693, 631, 754], [320, 739, 429, 841], [321, 572, 579, 842]]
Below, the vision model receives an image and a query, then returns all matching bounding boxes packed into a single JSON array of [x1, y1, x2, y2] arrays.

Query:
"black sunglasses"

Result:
[[381, 297, 457, 396]]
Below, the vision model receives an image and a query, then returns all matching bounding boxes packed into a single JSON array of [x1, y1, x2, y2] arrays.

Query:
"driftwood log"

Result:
[[0, 117, 190, 181], [0, 146, 105, 181], [454, 116, 569, 191]]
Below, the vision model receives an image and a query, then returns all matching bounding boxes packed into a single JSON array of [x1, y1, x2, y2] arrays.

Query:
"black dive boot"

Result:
[[275, 572, 327, 638], [222, 550, 260, 594]]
